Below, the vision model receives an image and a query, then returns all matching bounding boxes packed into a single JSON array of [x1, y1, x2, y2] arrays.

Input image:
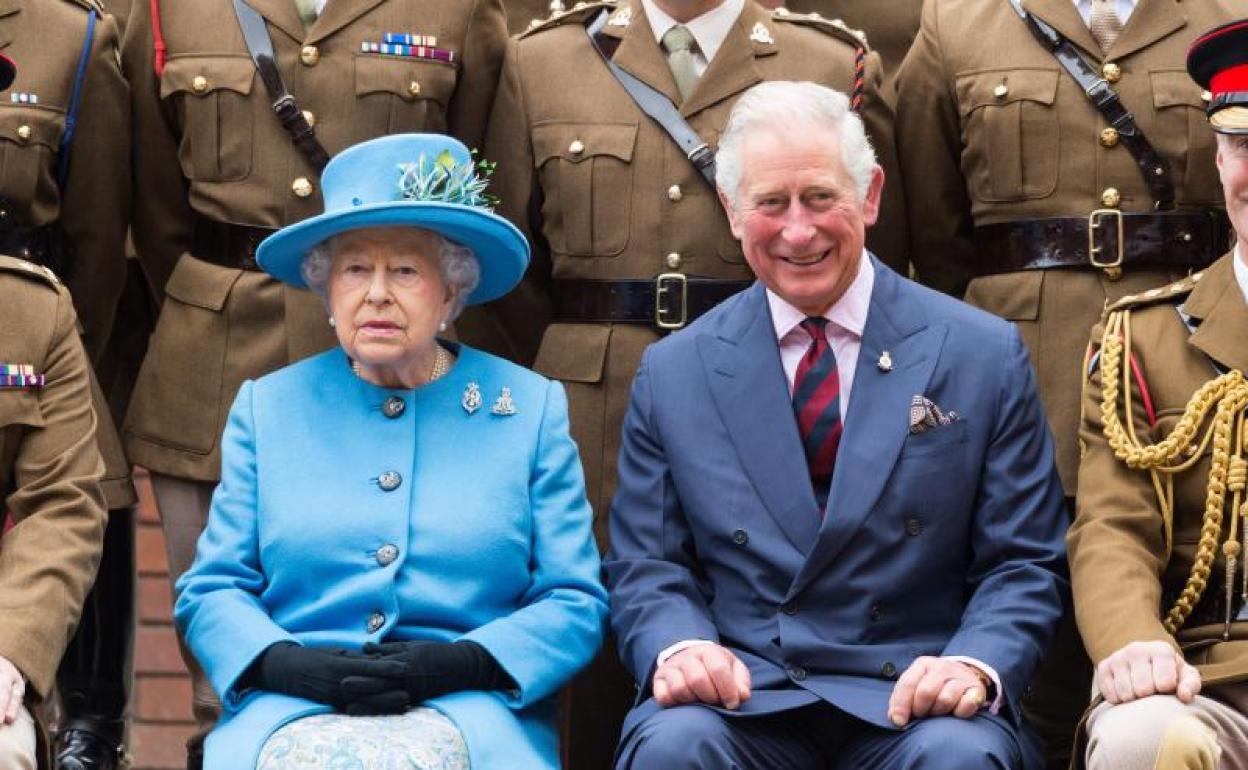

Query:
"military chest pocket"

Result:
[[1151, 70, 1221, 205], [161, 55, 256, 183], [956, 69, 1060, 203], [355, 56, 456, 135], [0, 106, 64, 214], [532, 122, 637, 257], [0, 390, 43, 472]]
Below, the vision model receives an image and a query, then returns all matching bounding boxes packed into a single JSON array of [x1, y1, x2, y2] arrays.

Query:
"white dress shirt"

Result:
[[641, 0, 746, 77], [659, 254, 1003, 712], [1072, 0, 1137, 26], [1235, 246, 1248, 304]]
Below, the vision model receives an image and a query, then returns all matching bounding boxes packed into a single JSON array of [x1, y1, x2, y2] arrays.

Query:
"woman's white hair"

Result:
[[715, 81, 877, 208], [301, 229, 481, 322]]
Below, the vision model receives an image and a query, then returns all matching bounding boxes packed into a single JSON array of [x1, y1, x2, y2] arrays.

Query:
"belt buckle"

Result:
[[655, 273, 688, 330], [1088, 208, 1125, 280]]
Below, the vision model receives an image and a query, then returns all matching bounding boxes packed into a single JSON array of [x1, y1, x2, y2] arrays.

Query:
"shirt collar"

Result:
[[641, 0, 745, 64], [768, 252, 875, 342], [1235, 244, 1248, 305]]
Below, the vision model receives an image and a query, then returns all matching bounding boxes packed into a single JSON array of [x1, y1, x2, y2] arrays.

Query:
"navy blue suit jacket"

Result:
[[605, 258, 1068, 739]]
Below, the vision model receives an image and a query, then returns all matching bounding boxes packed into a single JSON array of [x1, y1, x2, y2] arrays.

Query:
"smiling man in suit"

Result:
[[605, 80, 1070, 769]]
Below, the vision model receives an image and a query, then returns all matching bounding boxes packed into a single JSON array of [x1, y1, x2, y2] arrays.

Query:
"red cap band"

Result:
[[1212, 63, 1248, 95]]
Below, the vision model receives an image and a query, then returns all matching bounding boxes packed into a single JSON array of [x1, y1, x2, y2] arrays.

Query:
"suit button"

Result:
[[1099, 127, 1119, 148], [881, 661, 897, 678], [301, 45, 320, 66], [1102, 62, 1121, 83], [1101, 187, 1121, 209], [665, 252, 682, 269], [292, 177, 314, 198], [408, 80, 421, 98], [667, 184, 683, 202], [568, 139, 585, 156], [869, 602, 882, 621], [781, 602, 797, 615], [191, 75, 209, 94], [367, 612, 385, 632], [377, 471, 402, 491], [905, 518, 922, 536], [787, 665, 807, 681], [992, 83, 1008, 99], [382, 396, 406, 419], [732, 529, 749, 545], [15, 125, 30, 142], [376, 544, 399, 566]]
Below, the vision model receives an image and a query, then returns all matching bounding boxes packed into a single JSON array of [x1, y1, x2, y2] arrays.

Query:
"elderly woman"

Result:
[[173, 134, 607, 770]]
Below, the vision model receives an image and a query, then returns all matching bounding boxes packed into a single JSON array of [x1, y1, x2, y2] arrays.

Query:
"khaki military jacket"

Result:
[[121, 0, 507, 480], [0, 0, 134, 508], [896, 0, 1237, 493], [784, 0, 920, 90], [1071, 253, 1248, 684], [0, 257, 106, 700], [484, 0, 906, 544]]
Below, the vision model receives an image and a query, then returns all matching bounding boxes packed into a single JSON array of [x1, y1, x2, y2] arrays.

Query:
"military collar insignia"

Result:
[[1, 364, 43, 388], [608, 6, 631, 27], [749, 22, 774, 45]]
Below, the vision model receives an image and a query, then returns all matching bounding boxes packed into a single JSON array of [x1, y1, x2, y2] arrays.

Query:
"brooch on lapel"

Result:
[[0, 364, 43, 388], [462, 382, 483, 414], [491, 387, 517, 416]]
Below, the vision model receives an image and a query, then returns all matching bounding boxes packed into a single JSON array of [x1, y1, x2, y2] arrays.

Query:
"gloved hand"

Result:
[[246, 641, 411, 715], [362, 640, 515, 703]]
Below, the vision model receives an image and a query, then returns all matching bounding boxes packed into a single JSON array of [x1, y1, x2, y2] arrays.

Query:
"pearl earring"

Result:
[[328, 317, 336, 327], [438, 320, 448, 332]]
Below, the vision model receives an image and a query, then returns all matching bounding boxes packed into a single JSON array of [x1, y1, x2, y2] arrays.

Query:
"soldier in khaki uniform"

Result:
[[120, 1, 506, 766], [776, 0, 920, 90], [0, 254, 108, 770], [895, 1, 1238, 765], [0, 6, 137, 767], [485, 2, 905, 766], [1070, 22, 1248, 766]]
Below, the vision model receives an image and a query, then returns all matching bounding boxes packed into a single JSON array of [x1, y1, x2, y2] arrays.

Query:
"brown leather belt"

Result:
[[552, 276, 752, 330], [973, 210, 1231, 277], [190, 214, 276, 271]]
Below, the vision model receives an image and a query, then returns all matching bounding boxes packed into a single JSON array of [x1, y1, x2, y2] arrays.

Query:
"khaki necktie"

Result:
[[1089, 0, 1123, 52], [661, 25, 699, 102], [294, 0, 318, 28]]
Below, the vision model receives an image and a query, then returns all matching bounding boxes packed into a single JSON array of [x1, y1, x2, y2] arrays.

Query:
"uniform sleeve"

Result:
[[894, 0, 977, 296], [1067, 319, 1176, 662], [120, 0, 193, 301], [461, 380, 608, 707], [173, 381, 297, 708], [480, 39, 553, 366], [856, 48, 909, 275], [446, 0, 508, 151], [0, 291, 106, 698], [58, 11, 131, 363]]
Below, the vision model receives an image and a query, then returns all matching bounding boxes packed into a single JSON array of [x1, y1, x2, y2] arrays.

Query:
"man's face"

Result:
[[1217, 133, 1248, 254], [721, 125, 884, 317]]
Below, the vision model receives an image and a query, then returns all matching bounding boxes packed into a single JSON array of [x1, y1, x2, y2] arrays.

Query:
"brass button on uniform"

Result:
[[292, 177, 314, 198], [367, 612, 386, 632], [1201, 90, 1213, 103], [1101, 187, 1121, 208], [376, 544, 400, 566], [301, 109, 315, 127], [568, 139, 585, 156], [667, 184, 683, 202], [1102, 62, 1121, 83], [408, 80, 421, 97], [665, 252, 682, 269], [1100, 127, 1119, 148], [993, 83, 1009, 99], [15, 125, 30, 142], [377, 471, 402, 491], [301, 45, 320, 66], [382, 396, 406, 419], [192, 75, 209, 94]]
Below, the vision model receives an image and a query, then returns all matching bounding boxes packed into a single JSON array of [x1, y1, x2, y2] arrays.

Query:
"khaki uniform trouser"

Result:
[[0, 706, 37, 770], [1086, 683, 1248, 770], [149, 472, 221, 759]]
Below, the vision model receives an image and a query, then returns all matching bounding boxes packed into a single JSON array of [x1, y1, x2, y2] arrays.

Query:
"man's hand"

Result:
[[888, 657, 988, 727], [1096, 640, 1201, 705], [653, 644, 751, 710], [0, 655, 25, 724]]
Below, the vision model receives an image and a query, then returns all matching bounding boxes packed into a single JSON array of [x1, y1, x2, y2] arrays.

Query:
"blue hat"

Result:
[[256, 134, 529, 305]]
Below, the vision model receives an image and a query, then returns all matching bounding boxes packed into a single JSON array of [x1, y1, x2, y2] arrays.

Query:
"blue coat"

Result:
[[174, 344, 608, 770], [605, 259, 1068, 762]]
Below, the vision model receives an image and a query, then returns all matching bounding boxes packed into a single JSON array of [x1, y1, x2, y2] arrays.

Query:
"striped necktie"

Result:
[[1089, 0, 1123, 52], [791, 317, 842, 510]]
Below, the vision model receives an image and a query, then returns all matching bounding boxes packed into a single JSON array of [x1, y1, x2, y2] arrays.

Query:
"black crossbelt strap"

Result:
[[1007, 0, 1175, 210], [232, 0, 330, 173], [585, 10, 717, 188]]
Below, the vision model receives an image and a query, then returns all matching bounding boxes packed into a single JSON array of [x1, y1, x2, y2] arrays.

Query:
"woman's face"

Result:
[[327, 227, 454, 376]]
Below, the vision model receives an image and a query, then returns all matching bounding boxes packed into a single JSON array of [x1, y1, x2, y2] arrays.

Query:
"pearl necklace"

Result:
[[351, 344, 452, 386]]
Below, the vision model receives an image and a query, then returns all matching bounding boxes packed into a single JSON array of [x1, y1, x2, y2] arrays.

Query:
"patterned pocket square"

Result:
[[908, 395, 959, 434]]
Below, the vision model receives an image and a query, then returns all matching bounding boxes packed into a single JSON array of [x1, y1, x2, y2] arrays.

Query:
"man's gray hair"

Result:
[[301, 228, 481, 322], [716, 81, 877, 208]]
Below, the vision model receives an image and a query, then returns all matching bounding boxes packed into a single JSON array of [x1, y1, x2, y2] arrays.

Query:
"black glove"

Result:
[[246, 642, 411, 714], [362, 640, 516, 703]]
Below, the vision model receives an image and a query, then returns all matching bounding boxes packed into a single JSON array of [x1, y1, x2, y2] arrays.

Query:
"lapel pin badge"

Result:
[[750, 22, 774, 44], [877, 350, 893, 372], [491, 386, 517, 416], [462, 382, 482, 414]]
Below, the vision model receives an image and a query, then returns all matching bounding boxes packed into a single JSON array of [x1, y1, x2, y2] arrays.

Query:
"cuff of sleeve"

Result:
[[657, 639, 715, 668], [944, 655, 1004, 714]]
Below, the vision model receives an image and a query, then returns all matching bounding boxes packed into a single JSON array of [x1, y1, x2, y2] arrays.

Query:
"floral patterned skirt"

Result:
[[255, 707, 471, 770]]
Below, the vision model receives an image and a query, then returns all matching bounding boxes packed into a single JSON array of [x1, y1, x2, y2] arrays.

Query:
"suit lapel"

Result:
[[1104, 0, 1184, 62], [699, 284, 823, 551], [609, 3, 683, 107], [680, 2, 768, 118], [245, 0, 307, 44], [1021, 0, 1100, 58], [1185, 255, 1248, 374], [308, 0, 386, 44], [790, 262, 946, 596]]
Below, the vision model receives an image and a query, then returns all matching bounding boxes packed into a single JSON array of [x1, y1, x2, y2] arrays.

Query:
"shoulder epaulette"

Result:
[[1106, 271, 1204, 314], [61, 0, 104, 15], [520, 0, 616, 38], [0, 255, 62, 290], [771, 8, 870, 49]]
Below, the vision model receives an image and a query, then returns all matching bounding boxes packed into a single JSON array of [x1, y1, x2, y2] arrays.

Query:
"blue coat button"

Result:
[[382, 396, 406, 418], [377, 471, 402, 491]]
